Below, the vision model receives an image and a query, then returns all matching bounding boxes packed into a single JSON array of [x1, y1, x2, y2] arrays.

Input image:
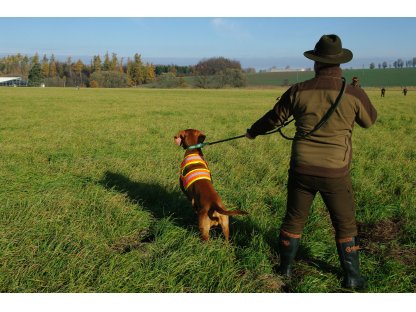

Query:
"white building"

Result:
[[0, 77, 27, 86]]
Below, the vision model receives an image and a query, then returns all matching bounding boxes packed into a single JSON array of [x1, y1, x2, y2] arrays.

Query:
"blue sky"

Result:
[[1, 15, 415, 69]]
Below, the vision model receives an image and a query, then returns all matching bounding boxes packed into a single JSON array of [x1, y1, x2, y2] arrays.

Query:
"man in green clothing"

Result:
[[246, 34, 377, 290]]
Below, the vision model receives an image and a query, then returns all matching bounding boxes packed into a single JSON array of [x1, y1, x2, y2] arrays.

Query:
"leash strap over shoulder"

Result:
[[278, 77, 347, 141]]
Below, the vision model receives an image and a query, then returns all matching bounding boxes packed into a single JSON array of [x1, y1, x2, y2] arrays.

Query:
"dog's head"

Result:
[[174, 129, 206, 149]]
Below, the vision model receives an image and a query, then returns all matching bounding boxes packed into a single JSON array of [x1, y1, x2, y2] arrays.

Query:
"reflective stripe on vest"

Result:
[[180, 153, 211, 190], [180, 154, 208, 173], [181, 168, 211, 190]]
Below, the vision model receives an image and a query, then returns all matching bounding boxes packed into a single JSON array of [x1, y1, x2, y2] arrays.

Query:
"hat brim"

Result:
[[304, 48, 353, 64]]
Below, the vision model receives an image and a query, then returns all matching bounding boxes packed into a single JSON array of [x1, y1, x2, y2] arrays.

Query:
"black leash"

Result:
[[186, 119, 295, 150], [187, 77, 346, 149]]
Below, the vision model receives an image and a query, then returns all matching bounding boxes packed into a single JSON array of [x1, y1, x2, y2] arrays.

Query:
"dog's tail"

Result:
[[213, 203, 248, 216]]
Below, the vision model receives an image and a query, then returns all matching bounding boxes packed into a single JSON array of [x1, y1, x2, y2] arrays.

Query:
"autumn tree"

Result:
[[73, 59, 84, 85], [41, 54, 49, 78], [49, 54, 57, 77], [126, 58, 135, 87], [92, 55, 102, 73], [31, 53, 40, 66], [103, 52, 111, 71], [193, 57, 246, 88], [126, 53, 145, 86], [111, 53, 118, 71], [66, 57, 73, 78], [0, 54, 31, 77], [133, 53, 144, 85], [195, 57, 242, 76], [118, 57, 124, 73], [20, 55, 30, 77], [144, 63, 156, 83]]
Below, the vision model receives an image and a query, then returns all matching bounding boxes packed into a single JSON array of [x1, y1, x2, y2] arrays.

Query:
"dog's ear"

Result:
[[174, 136, 182, 146], [174, 130, 186, 147], [198, 132, 206, 144]]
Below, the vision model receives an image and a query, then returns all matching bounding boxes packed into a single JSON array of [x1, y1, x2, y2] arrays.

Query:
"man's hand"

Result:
[[245, 130, 255, 140]]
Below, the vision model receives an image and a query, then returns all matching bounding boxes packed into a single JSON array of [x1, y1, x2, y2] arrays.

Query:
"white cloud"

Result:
[[212, 18, 233, 29], [211, 18, 251, 39]]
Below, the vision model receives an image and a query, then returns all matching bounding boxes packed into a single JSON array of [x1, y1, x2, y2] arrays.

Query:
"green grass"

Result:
[[0, 87, 415, 292]]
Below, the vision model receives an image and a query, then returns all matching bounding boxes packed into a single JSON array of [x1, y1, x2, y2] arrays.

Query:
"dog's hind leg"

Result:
[[220, 215, 230, 241], [198, 214, 211, 241], [210, 202, 230, 241]]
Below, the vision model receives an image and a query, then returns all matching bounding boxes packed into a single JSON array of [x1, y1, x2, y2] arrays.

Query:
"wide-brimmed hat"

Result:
[[304, 34, 353, 64]]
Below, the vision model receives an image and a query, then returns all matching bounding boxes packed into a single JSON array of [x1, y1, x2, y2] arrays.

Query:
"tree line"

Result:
[[369, 57, 416, 69], [0, 53, 246, 88]]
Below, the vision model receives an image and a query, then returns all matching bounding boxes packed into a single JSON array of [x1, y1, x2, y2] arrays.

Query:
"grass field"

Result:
[[0, 87, 415, 293]]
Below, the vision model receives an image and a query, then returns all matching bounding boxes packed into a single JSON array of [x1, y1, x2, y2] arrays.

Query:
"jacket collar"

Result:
[[315, 65, 342, 78]]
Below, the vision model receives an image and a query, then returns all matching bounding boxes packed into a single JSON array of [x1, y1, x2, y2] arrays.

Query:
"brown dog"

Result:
[[174, 129, 247, 241]]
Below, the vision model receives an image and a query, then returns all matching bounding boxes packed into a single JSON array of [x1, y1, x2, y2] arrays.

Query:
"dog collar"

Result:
[[186, 142, 209, 150]]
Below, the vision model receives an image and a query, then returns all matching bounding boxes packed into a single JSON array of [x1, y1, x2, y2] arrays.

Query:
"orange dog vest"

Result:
[[180, 153, 211, 190]]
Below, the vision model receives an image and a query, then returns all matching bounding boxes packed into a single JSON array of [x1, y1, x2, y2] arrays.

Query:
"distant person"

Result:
[[246, 34, 377, 290], [403, 87, 408, 96], [351, 76, 360, 87], [381, 87, 386, 97]]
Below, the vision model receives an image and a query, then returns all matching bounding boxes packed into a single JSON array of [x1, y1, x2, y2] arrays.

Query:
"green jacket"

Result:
[[247, 66, 377, 178]]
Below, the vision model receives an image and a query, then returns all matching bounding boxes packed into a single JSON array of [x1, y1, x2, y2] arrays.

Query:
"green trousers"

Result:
[[281, 170, 358, 239]]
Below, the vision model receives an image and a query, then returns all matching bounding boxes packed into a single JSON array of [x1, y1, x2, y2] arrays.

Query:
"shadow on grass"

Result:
[[297, 245, 340, 274], [99, 171, 276, 249], [229, 218, 341, 292], [99, 172, 339, 277], [231, 218, 339, 275], [99, 171, 197, 229]]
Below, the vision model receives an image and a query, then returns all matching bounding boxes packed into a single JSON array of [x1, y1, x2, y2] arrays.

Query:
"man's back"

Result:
[[288, 66, 377, 177]]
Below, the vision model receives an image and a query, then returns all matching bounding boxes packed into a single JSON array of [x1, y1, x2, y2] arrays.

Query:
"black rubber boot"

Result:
[[336, 237, 368, 290], [278, 230, 300, 278]]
